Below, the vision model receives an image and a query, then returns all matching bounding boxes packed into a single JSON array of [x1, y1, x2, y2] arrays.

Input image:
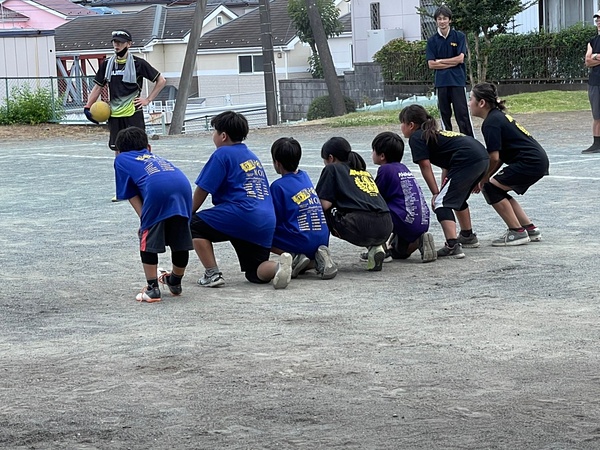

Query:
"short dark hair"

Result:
[[433, 6, 452, 20], [115, 126, 148, 152], [210, 110, 249, 142], [271, 137, 301, 172], [372, 131, 405, 163]]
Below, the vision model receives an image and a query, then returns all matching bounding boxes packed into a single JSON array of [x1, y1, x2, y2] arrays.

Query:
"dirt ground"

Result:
[[2, 111, 600, 449]]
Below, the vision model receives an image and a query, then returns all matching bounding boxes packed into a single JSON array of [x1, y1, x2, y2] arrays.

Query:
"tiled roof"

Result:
[[87, 0, 258, 7], [55, 4, 218, 52], [33, 0, 98, 17], [198, 0, 296, 50]]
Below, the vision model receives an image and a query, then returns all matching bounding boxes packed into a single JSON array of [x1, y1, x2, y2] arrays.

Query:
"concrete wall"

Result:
[[279, 62, 385, 122]]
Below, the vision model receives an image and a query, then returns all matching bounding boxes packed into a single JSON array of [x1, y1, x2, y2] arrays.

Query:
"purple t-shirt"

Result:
[[375, 162, 430, 241]]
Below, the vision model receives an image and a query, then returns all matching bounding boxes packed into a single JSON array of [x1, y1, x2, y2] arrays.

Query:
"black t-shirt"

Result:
[[481, 109, 549, 168], [589, 35, 600, 86], [409, 129, 488, 169], [316, 162, 389, 214]]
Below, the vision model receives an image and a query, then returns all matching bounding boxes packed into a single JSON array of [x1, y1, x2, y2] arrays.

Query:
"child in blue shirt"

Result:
[[114, 126, 193, 303], [270, 137, 337, 280], [190, 111, 292, 289], [370, 132, 437, 263]]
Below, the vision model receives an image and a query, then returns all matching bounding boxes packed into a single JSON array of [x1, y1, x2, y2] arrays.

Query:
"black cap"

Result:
[[111, 30, 132, 43]]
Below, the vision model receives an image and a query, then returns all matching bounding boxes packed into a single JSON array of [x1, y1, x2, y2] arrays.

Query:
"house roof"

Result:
[[86, 0, 258, 7], [197, 0, 351, 51], [0, 5, 29, 21], [29, 0, 98, 17], [198, 0, 296, 50], [55, 4, 220, 52]]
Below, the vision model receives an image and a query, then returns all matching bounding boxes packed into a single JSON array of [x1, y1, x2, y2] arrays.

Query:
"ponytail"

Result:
[[471, 82, 506, 111], [399, 104, 439, 145]]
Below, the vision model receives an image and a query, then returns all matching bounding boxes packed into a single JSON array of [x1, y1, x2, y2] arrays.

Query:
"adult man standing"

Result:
[[583, 10, 600, 154], [426, 6, 473, 137], [83, 30, 166, 151]]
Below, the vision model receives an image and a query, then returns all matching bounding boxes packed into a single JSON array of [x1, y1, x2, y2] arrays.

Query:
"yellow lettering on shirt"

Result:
[[440, 130, 463, 138], [349, 169, 380, 196], [506, 114, 532, 137]]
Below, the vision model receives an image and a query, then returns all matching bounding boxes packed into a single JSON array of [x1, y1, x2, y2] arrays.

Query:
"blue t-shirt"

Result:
[[375, 163, 429, 242], [270, 170, 330, 259], [195, 143, 275, 248], [114, 149, 192, 231], [426, 28, 467, 87]]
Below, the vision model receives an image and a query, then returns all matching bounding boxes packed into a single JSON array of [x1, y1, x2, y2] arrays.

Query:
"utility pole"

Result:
[[305, 0, 346, 117], [259, 0, 279, 125], [169, 0, 207, 135]]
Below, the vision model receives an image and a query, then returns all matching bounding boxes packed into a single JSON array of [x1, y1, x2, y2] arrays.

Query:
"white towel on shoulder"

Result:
[[104, 52, 136, 84]]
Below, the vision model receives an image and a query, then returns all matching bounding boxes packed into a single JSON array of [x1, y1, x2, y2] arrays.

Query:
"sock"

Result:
[[147, 278, 159, 289], [205, 266, 220, 277], [509, 227, 525, 232], [169, 273, 183, 286], [595, 136, 600, 146], [460, 229, 472, 237], [523, 223, 535, 230], [447, 238, 458, 247]]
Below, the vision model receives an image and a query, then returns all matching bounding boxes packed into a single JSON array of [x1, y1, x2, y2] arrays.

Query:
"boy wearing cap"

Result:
[[583, 10, 600, 154], [83, 29, 166, 151]]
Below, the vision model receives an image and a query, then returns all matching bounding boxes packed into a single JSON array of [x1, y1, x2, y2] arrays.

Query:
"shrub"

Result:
[[0, 85, 65, 125], [373, 38, 431, 83], [307, 95, 356, 120]]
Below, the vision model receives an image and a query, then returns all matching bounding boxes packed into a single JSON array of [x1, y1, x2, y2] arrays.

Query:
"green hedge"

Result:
[[307, 95, 357, 121], [376, 24, 597, 84]]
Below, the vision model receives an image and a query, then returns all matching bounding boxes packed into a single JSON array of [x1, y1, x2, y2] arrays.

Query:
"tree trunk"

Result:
[[305, 0, 346, 117], [169, 0, 207, 135], [259, 0, 279, 125]]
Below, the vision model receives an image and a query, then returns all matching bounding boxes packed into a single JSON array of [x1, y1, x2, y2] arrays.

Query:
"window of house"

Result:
[[370, 2, 380, 30], [545, 0, 593, 31], [216, 15, 223, 26], [238, 55, 264, 74], [419, 0, 437, 40]]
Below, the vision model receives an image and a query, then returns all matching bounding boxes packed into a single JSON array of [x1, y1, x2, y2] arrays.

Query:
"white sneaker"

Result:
[[272, 253, 292, 289], [315, 245, 338, 280]]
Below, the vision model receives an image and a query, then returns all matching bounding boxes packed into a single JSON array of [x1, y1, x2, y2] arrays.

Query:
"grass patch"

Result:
[[318, 89, 589, 127]]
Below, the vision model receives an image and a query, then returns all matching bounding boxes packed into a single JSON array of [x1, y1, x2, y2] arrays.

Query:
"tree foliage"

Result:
[[417, 0, 536, 82], [288, 0, 344, 78]]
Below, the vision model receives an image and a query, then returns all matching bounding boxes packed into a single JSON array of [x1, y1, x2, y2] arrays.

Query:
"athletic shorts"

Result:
[[493, 162, 546, 195], [108, 110, 146, 150], [190, 215, 270, 284], [434, 158, 488, 211], [325, 209, 393, 248], [139, 215, 193, 253], [589, 85, 600, 120]]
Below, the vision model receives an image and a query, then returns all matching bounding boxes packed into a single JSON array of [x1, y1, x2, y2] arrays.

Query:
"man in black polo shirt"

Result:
[[426, 6, 473, 137], [583, 10, 600, 154]]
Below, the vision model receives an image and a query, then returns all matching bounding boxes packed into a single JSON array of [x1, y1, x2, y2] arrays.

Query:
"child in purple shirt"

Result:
[[371, 132, 437, 263]]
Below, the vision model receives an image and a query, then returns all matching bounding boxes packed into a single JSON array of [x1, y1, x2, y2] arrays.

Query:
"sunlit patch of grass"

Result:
[[309, 90, 588, 127]]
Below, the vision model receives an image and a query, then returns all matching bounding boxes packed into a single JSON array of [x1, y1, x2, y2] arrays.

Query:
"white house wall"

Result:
[[0, 34, 56, 77]]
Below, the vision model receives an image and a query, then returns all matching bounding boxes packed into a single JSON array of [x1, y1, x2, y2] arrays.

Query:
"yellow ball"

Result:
[[90, 101, 111, 122]]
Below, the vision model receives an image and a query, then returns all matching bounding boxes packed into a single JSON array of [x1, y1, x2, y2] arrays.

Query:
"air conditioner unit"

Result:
[[366, 28, 404, 61]]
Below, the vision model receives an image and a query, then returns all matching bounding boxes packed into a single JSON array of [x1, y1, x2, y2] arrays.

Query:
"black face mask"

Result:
[[116, 47, 128, 58]]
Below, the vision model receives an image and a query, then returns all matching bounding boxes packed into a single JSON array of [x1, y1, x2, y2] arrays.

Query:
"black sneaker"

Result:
[[582, 144, 600, 154], [457, 233, 480, 248], [158, 269, 182, 296], [136, 286, 161, 303], [437, 243, 465, 259]]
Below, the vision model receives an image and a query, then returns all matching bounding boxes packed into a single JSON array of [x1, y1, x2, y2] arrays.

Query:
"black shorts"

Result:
[[108, 110, 146, 150], [325, 209, 393, 248], [190, 215, 270, 284], [139, 215, 193, 253], [434, 158, 488, 211], [589, 85, 600, 120], [389, 234, 412, 259], [493, 162, 546, 195]]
